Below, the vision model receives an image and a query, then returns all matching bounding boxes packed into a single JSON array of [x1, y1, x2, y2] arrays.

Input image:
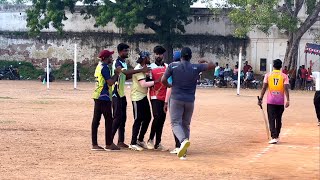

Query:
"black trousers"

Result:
[[131, 97, 151, 145], [314, 91, 320, 122], [112, 96, 127, 143], [91, 99, 113, 146], [267, 104, 285, 139], [149, 99, 167, 146], [289, 78, 296, 90]]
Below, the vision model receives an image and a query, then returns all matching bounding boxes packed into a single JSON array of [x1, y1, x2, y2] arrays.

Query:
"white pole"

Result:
[[46, 58, 50, 90], [74, 44, 77, 89], [270, 63, 272, 73], [237, 47, 242, 95]]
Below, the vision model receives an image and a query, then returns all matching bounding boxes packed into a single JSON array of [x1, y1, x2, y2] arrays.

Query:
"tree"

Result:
[[26, 0, 198, 62], [206, 0, 320, 70], [0, 0, 30, 4]]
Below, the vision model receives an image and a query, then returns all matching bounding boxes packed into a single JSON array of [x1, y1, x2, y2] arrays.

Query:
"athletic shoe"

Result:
[[154, 144, 168, 151], [147, 140, 154, 150], [180, 154, 187, 160], [117, 142, 129, 149], [268, 138, 278, 144], [105, 143, 120, 151], [276, 138, 280, 143], [318, 122, 320, 126], [177, 139, 190, 158], [170, 148, 179, 154], [129, 144, 143, 151], [137, 140, 148, 149], [91, 145, 105, 151]]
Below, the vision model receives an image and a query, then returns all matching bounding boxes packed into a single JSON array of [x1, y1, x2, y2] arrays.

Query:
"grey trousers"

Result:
[[169, 99, 194, 143]]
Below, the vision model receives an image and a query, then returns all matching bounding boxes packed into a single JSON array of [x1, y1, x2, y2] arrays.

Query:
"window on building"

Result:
[[260, 58, 267, 71]]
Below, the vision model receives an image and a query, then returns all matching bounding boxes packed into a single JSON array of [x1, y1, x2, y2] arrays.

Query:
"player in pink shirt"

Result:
[[258, 59, 290, 144]]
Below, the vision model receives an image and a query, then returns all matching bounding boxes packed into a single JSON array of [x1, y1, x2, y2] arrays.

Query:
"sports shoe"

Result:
[[180, 154, 187, 160], [276, 138, 280, 143], [154, 144, 168, 151], [91, 145, 104, 151], [147, 140, 154, 150], [105, 143, 120, 151], [117, 142, 129, 149], [129, 144, 143, 151], [318, 122, 320, 126], [177, 139, 190, 158], [137, 140, 148, 149], [268, 138, 278, 144], [170, 148, 179, 154]]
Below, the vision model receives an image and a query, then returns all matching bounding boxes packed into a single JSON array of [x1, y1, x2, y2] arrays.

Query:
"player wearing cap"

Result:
[[145, 46, 169, 151], [111, 43, 149, 149], [91, 50, 122, 151], [161, 47, 215, 159], [129, 51, 158, 151], [258, 59, 290, 144]]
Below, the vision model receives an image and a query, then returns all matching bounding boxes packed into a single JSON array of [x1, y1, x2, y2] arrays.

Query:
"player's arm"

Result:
[[258, 74, 269, 105], [284, 76, 290, 108], [163, 88, 171, 113], [161, 64, 173, 88], [139, 79, 155, 88], [198, 60, 215, 71], [122, 66, 149, 76], [103, 67, 120, 86]]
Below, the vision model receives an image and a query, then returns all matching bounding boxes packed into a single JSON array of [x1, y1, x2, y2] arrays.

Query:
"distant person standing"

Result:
[[300, 65, 308, 89], [312, 71, 320, 126], [258, 59, 290, 144]]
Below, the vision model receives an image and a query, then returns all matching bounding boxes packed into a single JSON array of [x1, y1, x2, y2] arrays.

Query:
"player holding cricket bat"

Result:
[[258, 59, 290, 144]]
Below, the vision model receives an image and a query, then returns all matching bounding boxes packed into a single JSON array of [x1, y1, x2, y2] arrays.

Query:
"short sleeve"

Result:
[[263, 73, 269, 84], [163, 63, 173, 79], [136, 72, 146, 81], [101, 66, 111, 80], [284, 74, 289, 85], [196, 64, 208, 73]]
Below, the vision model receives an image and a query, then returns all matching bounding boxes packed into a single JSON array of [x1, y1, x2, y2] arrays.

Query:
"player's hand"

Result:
[[115, 66, 122, 75], [141, 65, 150, 73], [163, 102, 168, 113], [257, 97, 262, 106], [285, 101, 290, 108]]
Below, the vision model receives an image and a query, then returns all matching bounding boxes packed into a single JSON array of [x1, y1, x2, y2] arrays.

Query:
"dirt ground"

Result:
[[0, 81, 319, 180]]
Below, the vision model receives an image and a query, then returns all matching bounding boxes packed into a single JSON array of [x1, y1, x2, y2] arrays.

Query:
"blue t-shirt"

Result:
[[164, 60, 208, 102], [99, 63, 111, 101]]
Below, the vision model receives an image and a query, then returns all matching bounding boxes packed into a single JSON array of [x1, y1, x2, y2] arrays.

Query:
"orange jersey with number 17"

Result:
[[263, 70, 289, 105]]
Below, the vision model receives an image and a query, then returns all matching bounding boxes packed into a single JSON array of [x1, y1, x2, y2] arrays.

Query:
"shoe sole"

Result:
[[91, 149, 105, 151], [177, 141, 190, 158], [104, 148, 121, 151]]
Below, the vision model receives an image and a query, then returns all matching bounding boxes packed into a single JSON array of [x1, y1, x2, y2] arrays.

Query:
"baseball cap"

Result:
[[173, 51, 181, 62], [98, 50, 114, 59], [136, 51, 150, 63], [181, 47, 192, 58]]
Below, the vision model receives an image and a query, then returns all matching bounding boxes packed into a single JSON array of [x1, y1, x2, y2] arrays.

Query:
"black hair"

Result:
[[117, 43, 130, 52], [153, 46, 166, 54], [273, 59, 282, 70]]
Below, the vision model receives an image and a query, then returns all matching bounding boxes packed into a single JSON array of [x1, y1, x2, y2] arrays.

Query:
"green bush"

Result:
[[0, 60, 44, 80], [53, 61, 96, 81]]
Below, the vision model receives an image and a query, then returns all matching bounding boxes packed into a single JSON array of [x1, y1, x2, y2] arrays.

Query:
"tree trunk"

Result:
[[284, 33, 302, 70], [164, 41, 173, 64]]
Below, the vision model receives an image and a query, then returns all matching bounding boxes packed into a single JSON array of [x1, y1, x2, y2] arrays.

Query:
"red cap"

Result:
[[98, 50, 114, 59]]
